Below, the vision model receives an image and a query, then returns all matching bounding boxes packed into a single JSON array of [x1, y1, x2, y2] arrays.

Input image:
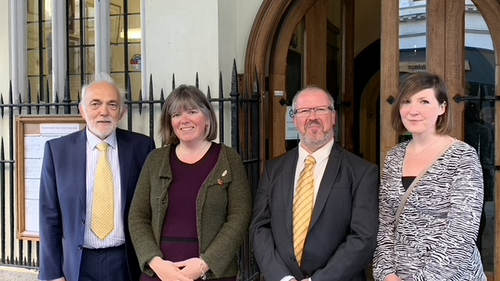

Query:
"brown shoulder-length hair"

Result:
[[391, 72, 452, 135], [159, 85, 218, 145]]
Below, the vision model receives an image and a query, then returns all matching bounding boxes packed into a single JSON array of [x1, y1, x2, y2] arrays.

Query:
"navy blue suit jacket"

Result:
[[251, 143, 379, 281], [39, 128, 155, 281]]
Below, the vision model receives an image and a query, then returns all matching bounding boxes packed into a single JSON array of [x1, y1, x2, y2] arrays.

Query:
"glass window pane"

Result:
[[83, 0, 94, 18], [128, 14, 140, 29], [127, 14, 141, 42], [67, 0, 95, 85], [128, 44, 141, 72], [43, 75, 53, 95], [129, 72, 142, 99], [26, 0, 52, 101], [27, 50, 40, 76], [69, 0, 96, 20], [67, 0, 142, 100], [110, 1, 122, 16], [43, 1, 53, 21], [43, 48, 52, 74], [128, 0, 140, 14], [28, 0, 53, 21], [27, 77, 41, 97], [109, 1, 142, 100], [72, 1, 80, 18], [110, 73, 126, 92], [85, 47, 95, 75], [399, 0, 426, 74], [27, 23, 39, 49], [84, 18, 95, 45], [27, 0, 39, 22], [68, 47, 81, 74], [69, 74, 82, 99], [69, 19, 81, 46], [42, 22, 52, 48], [111, 15, 123, 44], [111, 45, 125, 72]]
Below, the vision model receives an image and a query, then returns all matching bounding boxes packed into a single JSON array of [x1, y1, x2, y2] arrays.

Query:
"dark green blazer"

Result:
[[129, 144, 252, 279]]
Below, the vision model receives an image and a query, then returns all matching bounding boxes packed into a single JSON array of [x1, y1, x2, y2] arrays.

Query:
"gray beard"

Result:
[[299, 129, 334, 152]]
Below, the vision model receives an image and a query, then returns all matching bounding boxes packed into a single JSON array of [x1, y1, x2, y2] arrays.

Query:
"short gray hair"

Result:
[[291, 85, 335, 112], [80, 73, 126, 113]]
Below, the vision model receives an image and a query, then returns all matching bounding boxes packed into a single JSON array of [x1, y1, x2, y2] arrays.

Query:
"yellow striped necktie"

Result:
[[293, 155, 316, 265], [91, 142, 115, 240]]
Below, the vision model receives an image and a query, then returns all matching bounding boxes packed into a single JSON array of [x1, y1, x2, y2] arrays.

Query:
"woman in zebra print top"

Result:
[[373, 72, 486, 281]]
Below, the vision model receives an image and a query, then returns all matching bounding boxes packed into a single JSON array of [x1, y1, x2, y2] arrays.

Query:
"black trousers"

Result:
[[79, 245, 130, 281]]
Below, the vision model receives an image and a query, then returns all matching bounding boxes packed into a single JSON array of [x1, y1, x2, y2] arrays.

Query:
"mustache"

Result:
[[305, 120, 323, 128]]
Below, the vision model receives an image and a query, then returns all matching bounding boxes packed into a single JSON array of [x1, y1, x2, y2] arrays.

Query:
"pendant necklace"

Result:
[[412, 136, 442, 158]]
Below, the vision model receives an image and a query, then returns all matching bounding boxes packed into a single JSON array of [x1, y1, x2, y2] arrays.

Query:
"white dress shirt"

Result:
[[83, 129, 125, 248], [294, 138, 334, 204]]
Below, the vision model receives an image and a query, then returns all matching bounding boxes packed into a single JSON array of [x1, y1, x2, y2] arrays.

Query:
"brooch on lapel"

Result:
[[218, 170, 228, 186]]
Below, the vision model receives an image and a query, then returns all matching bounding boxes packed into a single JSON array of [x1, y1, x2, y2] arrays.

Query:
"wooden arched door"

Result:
[[244, 0, 355, 159], [381, 0, 500, 279]]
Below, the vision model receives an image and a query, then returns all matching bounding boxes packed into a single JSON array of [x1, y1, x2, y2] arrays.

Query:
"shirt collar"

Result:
[[298, 138, 334, 164], [86, 128, 117, 150]]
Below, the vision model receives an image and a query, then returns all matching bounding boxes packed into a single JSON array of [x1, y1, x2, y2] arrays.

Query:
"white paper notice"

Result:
[[22, 123, 81, 236], [285, 106, 299, 140], [40, 123, 80, 135], [25, 158, 43, 179], [25, 199, 39, 233], [25, 179, 40, 199], [25, 136, 54, 158]]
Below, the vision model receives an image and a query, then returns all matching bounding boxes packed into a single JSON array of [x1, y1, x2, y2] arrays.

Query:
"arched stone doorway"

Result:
[[244, 0, 357, 159]]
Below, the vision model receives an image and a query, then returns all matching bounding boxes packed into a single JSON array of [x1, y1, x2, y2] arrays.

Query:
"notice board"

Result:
[[16, 116, 86, 240]]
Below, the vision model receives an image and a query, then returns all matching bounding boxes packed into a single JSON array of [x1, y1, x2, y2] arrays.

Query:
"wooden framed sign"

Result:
[[16, 116, 86, 240]]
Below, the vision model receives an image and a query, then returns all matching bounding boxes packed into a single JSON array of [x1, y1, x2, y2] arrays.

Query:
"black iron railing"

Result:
[[0, 61, 261, 281]]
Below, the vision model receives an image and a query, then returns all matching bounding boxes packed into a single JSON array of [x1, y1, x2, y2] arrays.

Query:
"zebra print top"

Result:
[[372, 139, 486, 281]]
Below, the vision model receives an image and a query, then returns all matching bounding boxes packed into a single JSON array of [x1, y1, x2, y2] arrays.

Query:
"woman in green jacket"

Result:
[[129, 85, 252, 281]]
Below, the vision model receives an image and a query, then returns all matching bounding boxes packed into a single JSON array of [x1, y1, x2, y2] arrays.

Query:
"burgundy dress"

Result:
[[140, 143, 235, 281]]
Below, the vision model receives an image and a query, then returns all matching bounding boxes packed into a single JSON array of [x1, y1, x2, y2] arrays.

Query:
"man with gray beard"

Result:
[[251, 86, 379, 281]]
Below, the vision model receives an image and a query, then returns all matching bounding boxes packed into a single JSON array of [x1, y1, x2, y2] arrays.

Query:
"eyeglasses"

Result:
[[293, 106, 334, 117]]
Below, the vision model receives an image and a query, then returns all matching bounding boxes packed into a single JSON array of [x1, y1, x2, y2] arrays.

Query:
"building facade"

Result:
[[1, 0, 500, 279]]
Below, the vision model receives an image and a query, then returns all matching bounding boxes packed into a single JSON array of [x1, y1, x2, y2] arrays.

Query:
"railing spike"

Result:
[[160, 88, 165, 110], [138, 89, 143, 115], [0, 94, 4, 118]]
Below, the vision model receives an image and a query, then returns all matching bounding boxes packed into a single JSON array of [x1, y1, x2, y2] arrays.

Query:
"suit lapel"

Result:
[[283, 149, 299, 236], [116, 129, 132, 215], [73, 130, 88, 213], [310, 143, 342, 227]]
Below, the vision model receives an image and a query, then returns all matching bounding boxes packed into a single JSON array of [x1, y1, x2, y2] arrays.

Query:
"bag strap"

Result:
[[395, 138, 455, 227]]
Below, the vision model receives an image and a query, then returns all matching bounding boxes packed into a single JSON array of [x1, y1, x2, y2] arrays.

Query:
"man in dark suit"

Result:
[[39, 73, 155, 281], [251, 86, 378, 281]]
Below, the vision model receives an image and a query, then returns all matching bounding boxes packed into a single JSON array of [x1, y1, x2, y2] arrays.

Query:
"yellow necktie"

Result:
[[293, 155, 316, 265], [91, 142, 115, 240]]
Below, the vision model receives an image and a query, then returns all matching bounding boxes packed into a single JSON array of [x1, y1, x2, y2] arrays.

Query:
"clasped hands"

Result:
[[150, 257, 207, 281]]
